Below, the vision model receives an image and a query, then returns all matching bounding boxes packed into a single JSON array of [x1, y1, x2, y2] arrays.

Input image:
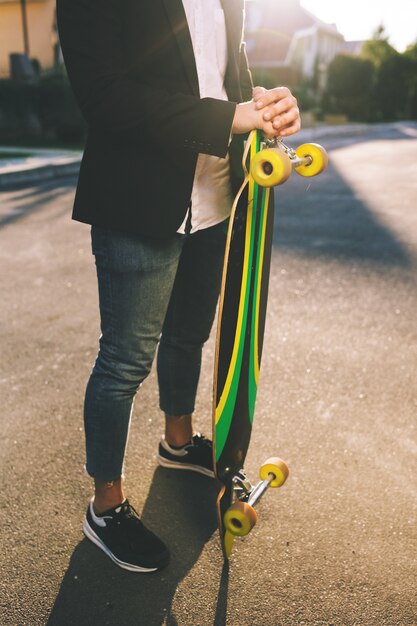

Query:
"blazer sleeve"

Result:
[[56, 0, 236, 158]]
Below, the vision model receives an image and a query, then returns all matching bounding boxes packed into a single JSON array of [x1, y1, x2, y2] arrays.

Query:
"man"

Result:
[[57, 0, 300, 573]]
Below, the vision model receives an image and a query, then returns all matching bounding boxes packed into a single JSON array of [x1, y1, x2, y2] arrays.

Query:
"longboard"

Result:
[[212, 129, 328, 558]]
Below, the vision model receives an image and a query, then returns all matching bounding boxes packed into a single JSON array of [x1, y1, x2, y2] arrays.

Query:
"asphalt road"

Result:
[[1, 122, 416, 626]]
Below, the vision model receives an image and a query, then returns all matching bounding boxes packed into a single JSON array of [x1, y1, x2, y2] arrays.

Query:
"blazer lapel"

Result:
[[161, 0, 199, 96], [161, 0, 245, 101], [220, 0, 244, 101]]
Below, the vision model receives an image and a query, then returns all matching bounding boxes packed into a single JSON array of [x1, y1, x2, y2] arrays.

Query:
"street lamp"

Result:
[[20, 0, 30, 57]]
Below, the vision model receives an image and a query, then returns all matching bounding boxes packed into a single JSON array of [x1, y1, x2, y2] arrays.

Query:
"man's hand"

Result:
[[232, 86, 300, 139], [253, 86, 300, 137]]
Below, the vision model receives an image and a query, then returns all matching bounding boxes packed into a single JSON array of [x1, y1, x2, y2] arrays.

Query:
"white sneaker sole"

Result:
[[82, 519, 158, 573], [157, 454, 215, 478]]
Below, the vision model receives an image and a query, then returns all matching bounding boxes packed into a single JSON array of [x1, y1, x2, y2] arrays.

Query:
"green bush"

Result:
[[251, 66, 301, 91], [323, 54, 375, 121], [359, 34, 417, 121], [404, 42, 417, 119], [371, 54, 412, 121], [0, 80, 40, 139], [0, 79, 39, 115], [0, 70, 86, 144], [38, 71, 86, 143]]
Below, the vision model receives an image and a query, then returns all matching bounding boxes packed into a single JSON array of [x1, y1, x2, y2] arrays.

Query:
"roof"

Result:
[[245, 0, 342, 65], [342, 40, 366, 55]]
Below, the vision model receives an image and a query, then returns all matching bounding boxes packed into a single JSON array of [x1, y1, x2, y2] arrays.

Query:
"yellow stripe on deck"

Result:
[[215, 132, 256, 425], [253, 187, 270, 385]]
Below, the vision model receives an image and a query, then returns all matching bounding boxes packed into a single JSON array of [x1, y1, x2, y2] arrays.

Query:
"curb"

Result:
[[291, 123, 369, 144], [293, 121, 417, 143], [2, 122, 415, 190], [0, 154, 81, 190]]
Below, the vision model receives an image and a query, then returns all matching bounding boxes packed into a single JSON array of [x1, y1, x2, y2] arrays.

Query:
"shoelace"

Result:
[[111, 500, 144, 528], [187, 434, 212, 449]]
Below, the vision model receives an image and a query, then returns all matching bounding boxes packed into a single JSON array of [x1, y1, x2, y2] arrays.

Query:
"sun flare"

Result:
[[300, 0, 417, 51]]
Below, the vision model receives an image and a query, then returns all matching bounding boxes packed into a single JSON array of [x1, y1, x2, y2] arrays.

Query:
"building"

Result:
[[0, 0, 357, 83], [245, 0, 345, 89], [0, 0, 58, 78], [343, 40, 366, 56]]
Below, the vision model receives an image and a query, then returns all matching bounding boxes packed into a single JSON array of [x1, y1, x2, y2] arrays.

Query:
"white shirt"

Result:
[[179, 0, 233, 233]]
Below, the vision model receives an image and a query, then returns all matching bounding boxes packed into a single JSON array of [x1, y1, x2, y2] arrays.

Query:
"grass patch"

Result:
[[0, 151, 35, 159]]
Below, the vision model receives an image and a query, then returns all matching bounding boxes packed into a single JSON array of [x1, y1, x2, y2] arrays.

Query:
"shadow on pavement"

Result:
[[2, 125, 414, 267], [47, 468, 219, 626], [0, 179, 76, 229], [274, 122, 417, 267], [213, 561, 230, 626], [273, 155, 411, 268]]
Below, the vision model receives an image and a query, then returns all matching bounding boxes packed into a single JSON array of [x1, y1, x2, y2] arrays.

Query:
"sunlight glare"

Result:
[[300, 0, 417, 51]]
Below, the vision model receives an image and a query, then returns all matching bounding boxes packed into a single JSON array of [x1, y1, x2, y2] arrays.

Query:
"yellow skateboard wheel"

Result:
[[295, 143, 328, 177], [224, 501, 258, 537], [260, 457, 289, 488], [250, 148, 292, 187]]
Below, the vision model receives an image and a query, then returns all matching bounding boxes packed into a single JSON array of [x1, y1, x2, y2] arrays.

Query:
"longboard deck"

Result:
[[213, 130, 275, 556]]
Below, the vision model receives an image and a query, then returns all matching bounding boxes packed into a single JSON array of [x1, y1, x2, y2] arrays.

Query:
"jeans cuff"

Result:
[[83, 463, 124, 482]]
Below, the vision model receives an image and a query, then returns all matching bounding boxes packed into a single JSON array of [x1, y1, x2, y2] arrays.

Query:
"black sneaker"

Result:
[[82, 499, 170, 572], [157, 433, 215, 478]]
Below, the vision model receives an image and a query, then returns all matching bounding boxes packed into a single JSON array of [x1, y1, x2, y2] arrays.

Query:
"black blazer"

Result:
[[56, 0, 253, 238]]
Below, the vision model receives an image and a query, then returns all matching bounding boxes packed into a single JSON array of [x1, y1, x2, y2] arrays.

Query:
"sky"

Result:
[[300, 0, 417, 51]]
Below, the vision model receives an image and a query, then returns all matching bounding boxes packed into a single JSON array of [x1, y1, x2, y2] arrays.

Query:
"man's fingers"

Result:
[[262, 97, 298, 121], [261, 110, 301, 138], [252, 86, 266, 98], [277, 117, 301, 137], [271, 107, 300, 130], [249, 86, 301, 138], [254, 86, 292, 109], [253, 86, 291, 102]]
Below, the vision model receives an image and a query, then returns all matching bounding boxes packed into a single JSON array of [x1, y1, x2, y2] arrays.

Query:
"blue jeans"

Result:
[[84, 221, 227, 480]]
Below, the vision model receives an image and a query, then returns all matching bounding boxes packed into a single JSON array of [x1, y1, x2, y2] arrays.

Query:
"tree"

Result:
[[372, 53, 413, 120], [322, 27, 417, 122], [404, 40, 417, 61], [361, 24, 397, 68], [402, 41, 417, 118], [323, 54, 375, 121], [361, 28, 417, 121]]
